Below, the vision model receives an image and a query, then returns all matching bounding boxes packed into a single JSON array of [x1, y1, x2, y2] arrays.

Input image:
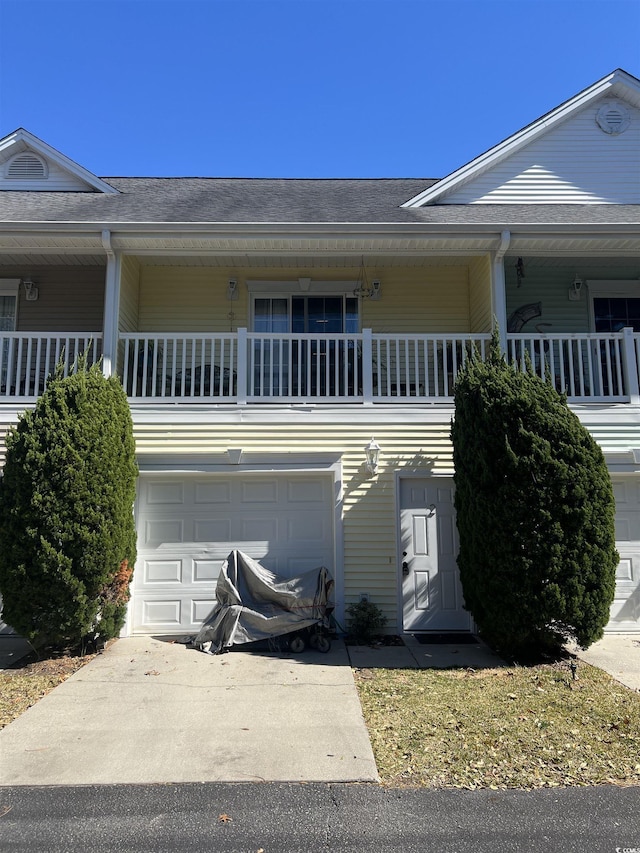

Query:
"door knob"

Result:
[[402, 561, 410, 576]]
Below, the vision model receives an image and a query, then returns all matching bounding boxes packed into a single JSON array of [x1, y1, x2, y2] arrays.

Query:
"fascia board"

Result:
[[0, 129, 119, 194], [1, 222, 639, 243], [402, 70, 639, 208]]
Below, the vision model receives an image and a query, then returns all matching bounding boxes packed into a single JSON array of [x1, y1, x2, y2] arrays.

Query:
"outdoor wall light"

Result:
[[568, 274, 583, 301], [227, 278, 238, 301], [22, 277, 39, 301], [364, 437, 381, 475]]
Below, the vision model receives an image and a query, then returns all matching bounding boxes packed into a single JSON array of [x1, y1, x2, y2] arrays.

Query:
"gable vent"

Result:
[[596, 101, 631, 135], [6, 152, 48, 180]]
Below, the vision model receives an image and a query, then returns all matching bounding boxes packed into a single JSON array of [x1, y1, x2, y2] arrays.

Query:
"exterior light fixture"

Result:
[[364, 437, 381, 475], [353, 258, 380, 299], [22, 277, 39, 301], [569, 274, 583, 301], [227, 278, 238, 301]]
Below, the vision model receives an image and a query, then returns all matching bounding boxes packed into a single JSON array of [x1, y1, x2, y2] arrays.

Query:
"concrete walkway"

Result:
[[574, 633, 640, 692], [1, 631, 638, 788], [0, 636, 378, 787]]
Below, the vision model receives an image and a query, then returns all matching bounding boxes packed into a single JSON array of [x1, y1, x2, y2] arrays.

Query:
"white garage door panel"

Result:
[[132, 474, 334, 635], [608, 477, 640, 632]]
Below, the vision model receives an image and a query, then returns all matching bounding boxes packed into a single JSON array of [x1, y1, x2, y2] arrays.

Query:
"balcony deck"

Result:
[[1, 329, 639, 405]]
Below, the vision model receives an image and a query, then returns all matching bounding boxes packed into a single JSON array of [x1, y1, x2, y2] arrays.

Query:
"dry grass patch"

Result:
[[355, 660, 640, 789], [0, 653, 94, 729]]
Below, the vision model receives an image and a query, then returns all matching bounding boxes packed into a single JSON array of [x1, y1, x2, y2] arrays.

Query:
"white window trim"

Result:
[[0, 278, 20, 297], [247, 280, 358, 295]]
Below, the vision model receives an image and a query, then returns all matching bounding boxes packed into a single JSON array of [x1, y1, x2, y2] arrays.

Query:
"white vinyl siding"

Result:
[[0, 157, 93, 192], [444, 97, 640, 204]]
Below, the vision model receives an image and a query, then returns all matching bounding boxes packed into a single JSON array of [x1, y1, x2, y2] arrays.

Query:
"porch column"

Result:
[[622, 326, 640, 405], [491, 230, 510, 352], [236, 327, 248, 404], [101, 230, 121, 379], [361, 328, 373, 404]]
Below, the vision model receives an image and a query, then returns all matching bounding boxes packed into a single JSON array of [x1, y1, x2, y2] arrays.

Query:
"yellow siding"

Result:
[[119, 256, 140, 332], [132, 417, 456, 628], [0, 406, 638, 629], [137, 265, 476, 332], [138, 267, 242, 332], [468, 255, 492, 332]]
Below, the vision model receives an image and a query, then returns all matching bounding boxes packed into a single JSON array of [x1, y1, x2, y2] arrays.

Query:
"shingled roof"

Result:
[[1, 177, 639, 225]]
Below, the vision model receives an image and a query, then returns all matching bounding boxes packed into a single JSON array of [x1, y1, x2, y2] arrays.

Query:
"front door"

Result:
[[399, 477, 471, 632]]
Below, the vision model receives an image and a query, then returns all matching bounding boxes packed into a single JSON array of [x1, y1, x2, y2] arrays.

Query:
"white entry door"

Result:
[[400, 477, 471, 632]]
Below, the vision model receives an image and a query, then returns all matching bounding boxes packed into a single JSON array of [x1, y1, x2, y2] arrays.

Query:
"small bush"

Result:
[[346, 599, 387, 644]]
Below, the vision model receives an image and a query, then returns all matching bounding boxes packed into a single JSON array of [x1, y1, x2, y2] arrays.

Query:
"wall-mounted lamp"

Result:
[[364, 437, 381, 476], [515, 257, 525, 288], [370, 280, 381, 300], [568, 275, 583, 301], [227, 278, 238, 301], [22, 277, 39, 301]]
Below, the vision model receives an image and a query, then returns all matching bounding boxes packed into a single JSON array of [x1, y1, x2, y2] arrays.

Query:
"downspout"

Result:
[[492, 230, 510, 352], [101, 229, 121, 379]]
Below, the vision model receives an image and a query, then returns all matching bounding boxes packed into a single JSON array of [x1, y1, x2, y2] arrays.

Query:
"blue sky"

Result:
[[0, 0, 638, 178]]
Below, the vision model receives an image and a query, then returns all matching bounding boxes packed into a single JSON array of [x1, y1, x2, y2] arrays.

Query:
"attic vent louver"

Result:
[[6, 152, 48, 180], [596, 101, 631, 135]]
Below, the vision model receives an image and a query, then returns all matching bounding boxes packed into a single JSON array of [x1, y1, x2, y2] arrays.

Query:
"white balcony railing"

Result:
[[118, 329, 640, 404], [3, 330, 637, 404], [120, 330, 491, 402], [507, 328, 640, 403], [0, 333, 103, 399]]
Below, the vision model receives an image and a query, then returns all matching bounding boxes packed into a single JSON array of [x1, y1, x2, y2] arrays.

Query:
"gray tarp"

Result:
[[193, 550, 334, 654]]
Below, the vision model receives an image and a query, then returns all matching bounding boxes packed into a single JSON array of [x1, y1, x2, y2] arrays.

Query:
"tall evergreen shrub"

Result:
[[0, 359, 138, 647], [451, 331, 618, 656]]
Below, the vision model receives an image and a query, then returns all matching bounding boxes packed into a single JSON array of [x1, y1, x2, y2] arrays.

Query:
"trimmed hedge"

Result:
[[0, 360, 138, 648], [451, 331, 618, 656]]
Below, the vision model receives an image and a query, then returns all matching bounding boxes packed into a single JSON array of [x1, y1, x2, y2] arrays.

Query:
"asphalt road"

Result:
[[1, 782, 639, 852]]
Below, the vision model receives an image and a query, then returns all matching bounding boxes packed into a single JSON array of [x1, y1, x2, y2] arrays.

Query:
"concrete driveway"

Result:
[[0, 636, 378, 787]]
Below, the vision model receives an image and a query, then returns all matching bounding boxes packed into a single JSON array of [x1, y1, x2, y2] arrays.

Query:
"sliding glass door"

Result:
[[253, 295, 359, 397]]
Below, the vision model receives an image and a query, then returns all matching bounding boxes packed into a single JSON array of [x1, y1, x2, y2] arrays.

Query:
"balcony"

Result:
[[119, 328, 640, 406], [1, 329, 638, 406], [0, 333, 103, 400]]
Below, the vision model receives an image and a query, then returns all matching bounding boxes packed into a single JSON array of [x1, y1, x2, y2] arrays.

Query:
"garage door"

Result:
[[130, 473, 334, 635], [608, 477, 640, 632]]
